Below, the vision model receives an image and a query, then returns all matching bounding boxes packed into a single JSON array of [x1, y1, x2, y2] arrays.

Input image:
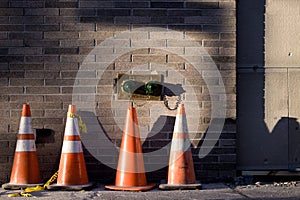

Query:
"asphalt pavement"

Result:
[[1, 182, 300, 199]]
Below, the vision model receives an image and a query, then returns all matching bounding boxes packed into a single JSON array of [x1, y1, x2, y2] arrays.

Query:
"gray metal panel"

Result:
[[237, 0, 265, 68], [288, 69, 300, 170], [237, 70, 289, 170], [288, 118, 300, 170], [265, 0, 300, 67]]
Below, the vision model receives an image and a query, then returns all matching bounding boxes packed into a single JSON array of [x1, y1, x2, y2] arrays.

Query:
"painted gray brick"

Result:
[[96, 9, 131, 16], [150, 2, 183, 8], [9, 16, 44, 24], [25, 25, 60, 31], [0, 8, 23, 16], [10, 1, 44, 8], [79, 1, 113, 8], [25, 8, 59, 16]]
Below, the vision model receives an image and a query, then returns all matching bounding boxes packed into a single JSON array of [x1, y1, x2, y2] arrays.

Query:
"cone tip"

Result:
[[177, 103, 185, 115], [68, 104, 76, 114], [22, 103, 31, 117], [129, 102, 135, 111], [128, 103, 136, 119]]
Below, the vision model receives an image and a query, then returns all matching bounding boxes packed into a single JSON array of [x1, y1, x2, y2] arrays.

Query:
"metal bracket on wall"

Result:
[[115, 73, 163, 101]]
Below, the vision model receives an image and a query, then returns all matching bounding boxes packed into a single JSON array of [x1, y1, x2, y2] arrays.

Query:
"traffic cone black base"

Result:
[[159, 182, 202, 190], [2, 183, 43, 190], [47, 183, 94, 191], [105, 183, 156, 192]]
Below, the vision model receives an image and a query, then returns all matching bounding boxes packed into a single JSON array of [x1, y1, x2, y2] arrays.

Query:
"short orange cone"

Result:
[[159, 103, 202, 190], [2, 104, 42, 190], [105, 103, 156, 191], [47, 104, 92, 190]]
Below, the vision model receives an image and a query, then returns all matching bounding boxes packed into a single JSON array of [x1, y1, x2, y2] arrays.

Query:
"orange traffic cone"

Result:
[[47, 104, 92, 190], [159, 103, 202, 190], [2, 104, 42, 190], [105, 103, 156, 191]]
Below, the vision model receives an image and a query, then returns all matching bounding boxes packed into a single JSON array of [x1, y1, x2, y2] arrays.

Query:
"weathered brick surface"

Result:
[[24, 8, 59, 16], [10, 16, 44, 24], [10, 1, 44, 8], [0, 0, 236, 185]]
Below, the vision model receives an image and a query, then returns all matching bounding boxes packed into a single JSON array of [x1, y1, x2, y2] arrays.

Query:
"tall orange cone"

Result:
[[2, 104, 42, 190], [47, 104, 92, 190], [105, 103, 156, 191], [159, 103, 202, 190]]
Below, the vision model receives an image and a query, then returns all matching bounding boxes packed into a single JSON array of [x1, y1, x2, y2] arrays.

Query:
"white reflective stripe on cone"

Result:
[[170, 138, 191, 152], [15, 140, 36, 152], [61, 141, 83, 153], [19, 117, 33, 134], [64, 118, 80, 136], [174, 115, 188, 133]]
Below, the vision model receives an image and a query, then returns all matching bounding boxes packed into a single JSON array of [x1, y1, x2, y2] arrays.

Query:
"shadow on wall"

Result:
[[80, 112, 176, 184], [78, 0, 225, 32], [35, 129, 55, 144], [143, 115, 175, 182], [80, 111, 236, 183]]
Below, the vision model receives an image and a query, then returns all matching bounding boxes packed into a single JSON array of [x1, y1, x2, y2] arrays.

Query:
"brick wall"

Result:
[[0, 0, 236, 184]]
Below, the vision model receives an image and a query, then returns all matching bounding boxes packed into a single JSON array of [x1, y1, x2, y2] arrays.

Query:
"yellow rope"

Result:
[[8, 171, 58, 198], [68, 113, 87, 133], [23, 185, 44, 193], [8, 192, 33, 198], [43, 171, 58, 188]]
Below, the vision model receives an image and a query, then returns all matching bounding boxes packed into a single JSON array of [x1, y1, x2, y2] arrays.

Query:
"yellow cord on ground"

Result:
[[8, 191, 33, 198], [7, 193, 21, 197], [23, 185, 44, 193], [8, 171, 58, 198]]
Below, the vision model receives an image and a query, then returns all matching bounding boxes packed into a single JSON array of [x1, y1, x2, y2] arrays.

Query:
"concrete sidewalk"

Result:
[[0, 183, 300, 199]]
